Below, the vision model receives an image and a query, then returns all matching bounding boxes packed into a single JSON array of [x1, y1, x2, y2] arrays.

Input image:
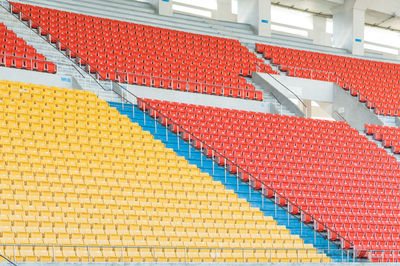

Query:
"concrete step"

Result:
[[378, 115, 397, 127], [362, 131, 400, 162], [243, 76, 295, 117], [0, 4, 122, 102]]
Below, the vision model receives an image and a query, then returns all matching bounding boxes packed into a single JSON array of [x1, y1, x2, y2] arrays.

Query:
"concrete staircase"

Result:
[[360, 130, 400, 162], [0, 1, 121, 102], [243, 77, 295, 116], [246, 44, 286, 76], [378, 115, 397, 127], [109, 101, 352, 262]]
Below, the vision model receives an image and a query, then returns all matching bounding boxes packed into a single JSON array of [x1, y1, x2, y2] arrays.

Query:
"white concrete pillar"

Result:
[[149, 0, 173, 16], [212, 0, 236, 22], [312, 16, 331, 46], [237, 0, 271, 36], [332, 0, 366, 55], [304, 99, 312, 118]]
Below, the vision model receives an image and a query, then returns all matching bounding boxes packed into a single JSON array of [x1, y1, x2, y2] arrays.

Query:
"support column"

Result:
[[332, 0, 367, 55], [237, 0, 271, 36], [149, 0, 173, 16], [304, 99, 312, 118], [312, 16, 331, 46], [212, 0, 236, 22]]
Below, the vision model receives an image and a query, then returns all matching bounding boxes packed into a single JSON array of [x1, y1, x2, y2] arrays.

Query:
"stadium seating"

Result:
[[9, 3, 278, 101], [365, 124, 400, 153], [141, 98, 400, 254], [256, 43, 400, 116], [0, 80, 328, 262], [0, 22, 56, 73]]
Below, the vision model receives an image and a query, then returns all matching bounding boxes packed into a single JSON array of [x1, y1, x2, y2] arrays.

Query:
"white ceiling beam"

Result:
[[365, 0, 400, 15], [324, 0, 344, 4]]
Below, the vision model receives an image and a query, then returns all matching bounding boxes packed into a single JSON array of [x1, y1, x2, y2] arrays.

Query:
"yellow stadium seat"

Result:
[[0, 81, 326, 263]]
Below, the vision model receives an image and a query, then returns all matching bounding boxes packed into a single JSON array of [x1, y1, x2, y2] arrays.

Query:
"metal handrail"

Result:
[[0, 244, 352, 263], [255, 63, 308, 117], [333, 110, 347, 122], [4, 0, 354, 256], [273, 64, 374, 112], [0, 254, 17, 266]]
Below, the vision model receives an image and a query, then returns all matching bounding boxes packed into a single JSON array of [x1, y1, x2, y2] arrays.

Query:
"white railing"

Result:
[[0, 244, 353, 263]]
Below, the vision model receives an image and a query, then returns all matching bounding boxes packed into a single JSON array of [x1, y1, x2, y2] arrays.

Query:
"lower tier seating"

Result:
[[10, 2, 279, 101], [0, 23, 56, 73], [0, 80, 327, 262], [365, 124, 400, 153], [142, 98, 400, 254], [256, 43, 400, 116]]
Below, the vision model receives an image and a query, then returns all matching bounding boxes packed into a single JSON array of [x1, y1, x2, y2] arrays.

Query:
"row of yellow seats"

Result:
[[0, 220, 280, 236], [0, 128, 148, 141], [0, 110, 137, 129], [0, 142, 168, 154], [1, 197, 253, 212], [0, 135, 160, 148], [0, 138, 162, 150], [0, 213, 273, 230], [1, 166, 215, 181], [0, 201, 257, 217], [1, 105, 123, 122], [1, 246, 326, 263], [0, 81, 96, 98], [0, 172, 209, 185], [0, 151, 176, 163], [0, 177, 219, 193], [0, 227, 294, 241], [0, 118, 143, 130], [0, 209, 275, 227], [1, 90, 107, 104], [1, 196, 251, 212], [0, 146, 170, 159], [0, 98, 108, 108], [0, 159, 187, 170], [0, 183, 229, 197], [0, 232, 303, 249], [0, 209, 273, 227], [0, 213, 276, 228], [0, 186, 237, 200], [0, 119, 139, 132], [0, 207, 270, 224], [0, 192, 244, 208]]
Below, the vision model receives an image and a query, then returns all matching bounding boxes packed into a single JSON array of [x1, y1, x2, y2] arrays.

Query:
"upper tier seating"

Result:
[[10, 3, 277, 101], [0, 22, 56, 73], [256, 43, 400, 116], [0, 80, 327, 263], [143, 98, 400, 256], [365, 124, 400, 153]]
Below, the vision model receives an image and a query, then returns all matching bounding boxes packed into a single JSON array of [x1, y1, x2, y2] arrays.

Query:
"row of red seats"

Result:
[[0, 22, 56, 73], [141, 98, 400, 252], [256, 44, 400, 116], [365, 124, 400, 153], [11, 2, 277, 101]]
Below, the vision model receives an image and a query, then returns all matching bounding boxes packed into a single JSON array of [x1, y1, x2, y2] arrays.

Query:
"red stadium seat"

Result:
[[143, 98, 400, 253], [10, 3, 282, 101], [256, 43, 400, 116]]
